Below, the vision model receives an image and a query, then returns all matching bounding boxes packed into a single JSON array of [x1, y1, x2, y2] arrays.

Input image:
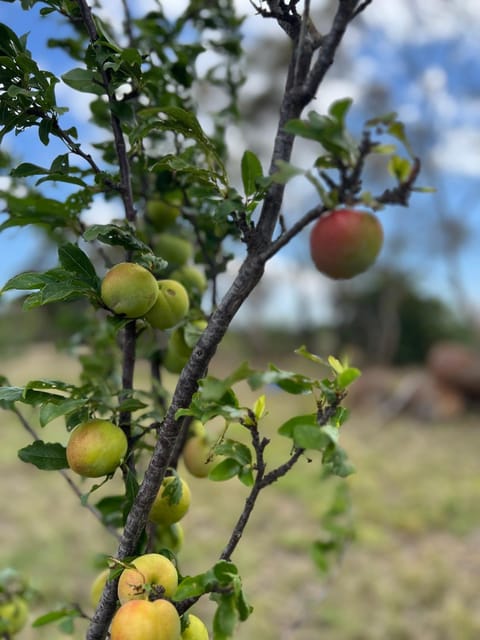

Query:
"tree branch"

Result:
[[300, 0, 362, 105], [85, 1, 376, 635], [75, 0, 136, 223], [87, 254, 266, 640]]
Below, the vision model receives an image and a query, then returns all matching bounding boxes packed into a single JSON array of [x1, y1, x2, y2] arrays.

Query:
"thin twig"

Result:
[[75, 0, 137, 223]]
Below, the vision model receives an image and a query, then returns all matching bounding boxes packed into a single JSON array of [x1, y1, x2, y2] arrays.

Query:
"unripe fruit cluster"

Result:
[[97, 551, 210, 640], [309, 208, 383, 279], [100, 263, 190, 330], [97, 553, 182, 639]]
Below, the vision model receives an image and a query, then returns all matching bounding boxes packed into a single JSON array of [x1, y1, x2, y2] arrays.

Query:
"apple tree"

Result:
[[0, 1, 423, 638]]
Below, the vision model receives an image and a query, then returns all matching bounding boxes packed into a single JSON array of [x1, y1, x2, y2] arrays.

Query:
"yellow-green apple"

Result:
[[163, 345, 189, 375], [117, 553, 178, 603], [66, 419, 128, 478], [182, 433, 217, 479], [154, 523, 184, 554], [309, 208, 383, 279], [181, 614, 209, 640], [170, 266, 207, 295], [147, 198, 181, 232], [0, 596, 28, 636], [101, 262, 159, 317], [145, 280, 190, 330], [110, 598, 181, 640], [149, 476, 191, 526], [162, 320, 207, 374], [154, 234, 193, 267], [90, 568, 110, 607]]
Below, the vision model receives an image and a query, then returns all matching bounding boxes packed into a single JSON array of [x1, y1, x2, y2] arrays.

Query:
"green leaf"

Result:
[[294, 345, 328, 366], [161, 474, 183, 505], [24, 379, 75, 392], [278, 413, 317, 438], [208, 458, 241, 482], [241, 150, 263, 197], [291, 424, 331, 450], [32, 608, 80, 628], [388, 156, 411, 182], [271, 159, 304, 184], [136, 106, 226, 177], [236, 587, 253, 621], [336, 367, 361, 389], [0, 385, 62, 406], [10, 162, 49, 178], [213, 594, 237, 639], [248, 366, 313, 395], [213, 561, 238, 583], [58, 243, 100, 289], [18, 441, 69, 470], [95, 495, 125, 528], [61, 68, 105, 95], [0, 386, 25, 403], [2, 272, 47, 292], [253, 394, 266, 420], [173, 569, 215, 601], [322, 444, 355, 478], [0, 195, 72, 230], [215, 440, 252, 466], [328, 97, 353, 126], [83, 224, 153, 254], [39, 399, 86, 427], [23, 278, 96, 308]]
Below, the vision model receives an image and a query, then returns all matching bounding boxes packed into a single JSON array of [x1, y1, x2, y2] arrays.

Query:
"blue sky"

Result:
[[1, 1, 480, 325]]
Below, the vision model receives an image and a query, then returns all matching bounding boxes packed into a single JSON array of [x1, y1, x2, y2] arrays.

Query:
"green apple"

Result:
[[154, 523, 184, 554], [149, 476, 191, 526], [117, 553, 178, 603], [0, 596, 28, 636], [181, 614, 209, 640], [188, 420, 206, 438], [163, 345, 189, 375], [66, 419, 128, 478], [110, 598, 181, 640], [147, 198, 181, 232], [145, 280, 190, 330], [101, 262, 159, 317], [90, 568, 110, 607], [309, 208, 383, 279], [162, 321, 207, 374], [182, 435, 217, 479], [154, 234, 193, 267], [170, 266, 207, 295]]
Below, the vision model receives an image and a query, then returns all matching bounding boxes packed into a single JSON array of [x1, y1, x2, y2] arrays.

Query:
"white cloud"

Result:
[[363, 0, 480, 44], [431, 127, 480, 177], [219, 254, 335, 328], [81, 197, 124, 226]]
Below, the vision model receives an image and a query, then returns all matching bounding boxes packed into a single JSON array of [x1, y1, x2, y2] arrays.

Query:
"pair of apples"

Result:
[[66, 420, 192, 526], [100, 262, 190, 329], [91, 553, 209, 640]]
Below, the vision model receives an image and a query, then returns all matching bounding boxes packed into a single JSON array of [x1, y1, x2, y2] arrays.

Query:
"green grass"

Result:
[[2, 345, 480, 639]]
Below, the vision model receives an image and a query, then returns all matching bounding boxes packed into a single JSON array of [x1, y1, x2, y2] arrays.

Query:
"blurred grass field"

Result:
[[2, 344, 480, 639]]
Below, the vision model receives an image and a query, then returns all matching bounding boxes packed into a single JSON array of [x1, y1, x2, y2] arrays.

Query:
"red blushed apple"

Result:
[[309, 208, 383, 279], [110, 599, 181, 640]]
